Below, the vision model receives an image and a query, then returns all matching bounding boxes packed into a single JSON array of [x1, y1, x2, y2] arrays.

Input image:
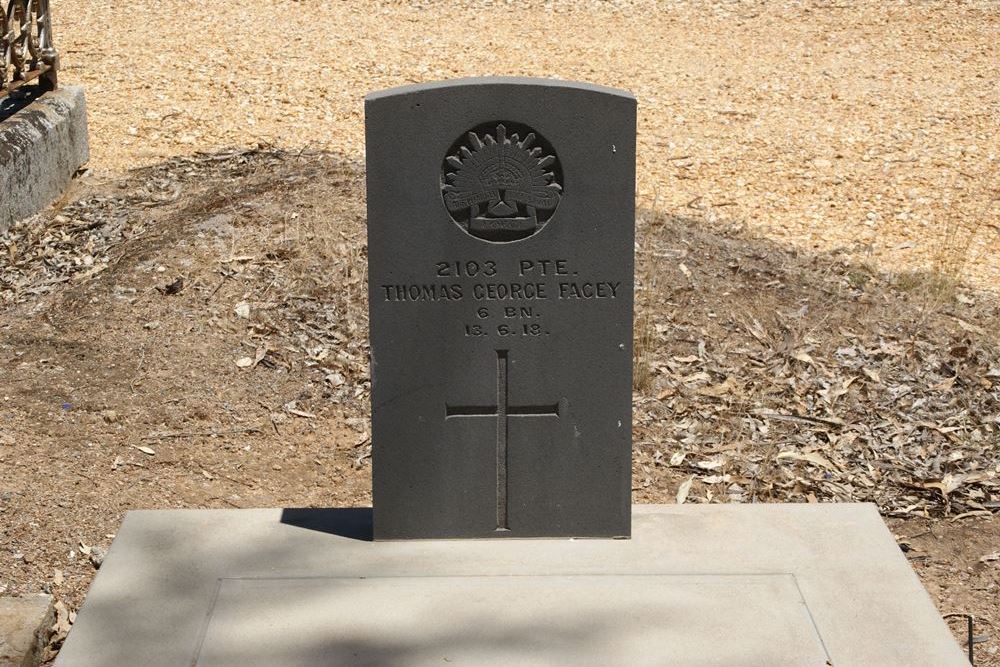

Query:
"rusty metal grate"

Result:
[[1, 0, 59, 97]]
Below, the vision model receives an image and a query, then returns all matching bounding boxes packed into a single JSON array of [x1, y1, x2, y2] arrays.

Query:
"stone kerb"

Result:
[[0, 86, 89, 232]]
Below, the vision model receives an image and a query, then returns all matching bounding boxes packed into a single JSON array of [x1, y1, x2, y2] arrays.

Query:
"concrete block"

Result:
[[0, 86, 89, 231], [55, 504, 967, 666], [0, 595, 53, 667]]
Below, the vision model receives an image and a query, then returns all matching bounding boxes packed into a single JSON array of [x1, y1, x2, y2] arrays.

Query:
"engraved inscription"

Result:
[[445, 350, 561, 531], [442, 122, 563, 243], [378, 257, 623, 340], [435, 260, 497, 277]]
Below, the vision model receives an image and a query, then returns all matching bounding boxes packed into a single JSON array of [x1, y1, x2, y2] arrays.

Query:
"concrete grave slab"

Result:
[[55, 504, 967, 666], [366, 78, 635, 539]]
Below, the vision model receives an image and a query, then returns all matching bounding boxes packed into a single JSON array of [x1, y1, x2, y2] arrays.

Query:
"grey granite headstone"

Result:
[[366, 78, 635, 539]]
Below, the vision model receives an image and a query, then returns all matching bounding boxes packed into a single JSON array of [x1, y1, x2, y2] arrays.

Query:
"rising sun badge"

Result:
[[441, 122, 563, 242]]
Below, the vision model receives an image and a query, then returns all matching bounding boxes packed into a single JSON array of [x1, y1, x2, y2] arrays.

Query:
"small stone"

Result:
[[89, 547, 107, 569]]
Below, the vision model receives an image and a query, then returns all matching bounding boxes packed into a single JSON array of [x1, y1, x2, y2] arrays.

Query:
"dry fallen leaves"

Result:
[[676, 477, 694, 504], [776, 451, 837, 471], [631, 197, 999, 517]]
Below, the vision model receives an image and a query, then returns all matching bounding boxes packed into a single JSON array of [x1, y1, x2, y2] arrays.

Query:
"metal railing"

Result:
[[1, 0, 58, 97]]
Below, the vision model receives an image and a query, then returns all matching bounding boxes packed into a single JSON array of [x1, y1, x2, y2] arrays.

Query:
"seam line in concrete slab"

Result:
[[190, 578, 226, 667], [792, 573, 833, 661], [192, 573, 833, 664], [197, 572, 833, 667], [192, 573, 831, 667], [212, 572, 803, 580]]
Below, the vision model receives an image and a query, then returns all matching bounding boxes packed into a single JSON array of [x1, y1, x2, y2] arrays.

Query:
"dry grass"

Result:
[[932, 176, 1000, 283], [632, 311, 653, 392], [890, 173, 999, 316]]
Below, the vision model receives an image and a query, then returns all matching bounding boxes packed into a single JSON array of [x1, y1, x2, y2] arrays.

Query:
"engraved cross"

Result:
[[445, 349, 561, 532]]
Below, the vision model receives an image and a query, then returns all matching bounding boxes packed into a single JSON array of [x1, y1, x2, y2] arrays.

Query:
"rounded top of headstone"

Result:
[[365, 77, 636, 104]]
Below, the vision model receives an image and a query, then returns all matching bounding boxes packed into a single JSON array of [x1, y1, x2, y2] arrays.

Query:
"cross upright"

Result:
[[446, 349, 561, 532]]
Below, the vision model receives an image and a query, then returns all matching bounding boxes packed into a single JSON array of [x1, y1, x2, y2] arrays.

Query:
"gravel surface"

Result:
[[55, 0, 999, 288]]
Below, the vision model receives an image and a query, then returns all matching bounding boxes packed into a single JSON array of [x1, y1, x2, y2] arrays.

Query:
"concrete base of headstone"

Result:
[[0, 86, 89, 231], [0, 595, 53, 667], [55, 504, 966, 666]]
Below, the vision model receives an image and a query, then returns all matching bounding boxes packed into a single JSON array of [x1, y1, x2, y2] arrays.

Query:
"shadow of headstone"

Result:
[[280, 507, 373, 542]]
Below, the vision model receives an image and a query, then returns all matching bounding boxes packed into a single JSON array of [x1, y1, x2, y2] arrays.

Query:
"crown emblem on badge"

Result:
[[442, 123, 562, 242]]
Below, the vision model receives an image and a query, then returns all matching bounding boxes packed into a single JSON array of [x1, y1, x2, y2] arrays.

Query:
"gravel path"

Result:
[[55, 0, 998, 287]]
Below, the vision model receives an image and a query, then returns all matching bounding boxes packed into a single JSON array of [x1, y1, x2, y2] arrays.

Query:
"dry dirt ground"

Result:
[[0, 0, 998, 663], [0, 148, 997, 664]]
